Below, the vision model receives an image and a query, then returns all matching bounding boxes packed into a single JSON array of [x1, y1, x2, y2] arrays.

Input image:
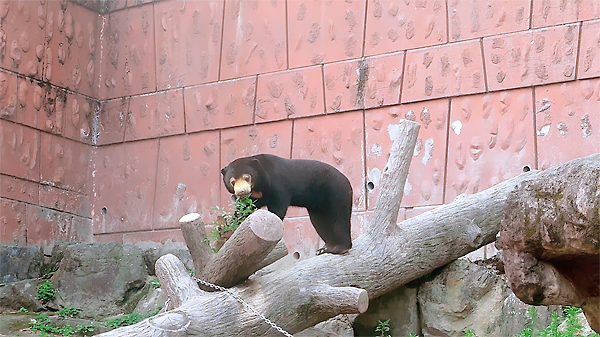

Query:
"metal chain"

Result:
[[192, 276, 294, 337]]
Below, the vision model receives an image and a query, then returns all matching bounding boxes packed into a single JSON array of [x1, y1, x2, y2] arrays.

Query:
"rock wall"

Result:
[[3, 242, 588, 337], [354, 258, 561, 337]]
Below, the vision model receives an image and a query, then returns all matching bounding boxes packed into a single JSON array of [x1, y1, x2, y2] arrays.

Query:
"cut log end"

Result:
[[248, 210, 285, 242], [179, 213, 212, 276], [179, 213, 201, 224], [311, 285, 370, 315], [198, 210, 284, 289], [357, 289, 369, 314]]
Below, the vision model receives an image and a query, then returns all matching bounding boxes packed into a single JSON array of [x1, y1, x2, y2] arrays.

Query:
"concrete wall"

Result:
[[1, 0, 599, 256]]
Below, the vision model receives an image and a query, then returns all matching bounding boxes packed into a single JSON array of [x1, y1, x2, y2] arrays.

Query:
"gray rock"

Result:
[[297, 314, 356, 337], [0, 245, 43, 283], [558, 311, 594, 336], [51, 242, 149, 318], [353, 285, 419, 337], [135, 240, 194, 276], [499, 293, 558, 337], [41, 242, 78, 277], [0, 279, 44, 312], [133, 281, 167, 317], [418, 259, 556, 337]]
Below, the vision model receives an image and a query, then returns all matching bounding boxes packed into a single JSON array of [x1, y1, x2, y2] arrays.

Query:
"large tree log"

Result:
[[499, 153, 600, 333], [179, 211, 288, 284], [180, 210, 284, 292], [97, 122, 598, 336]]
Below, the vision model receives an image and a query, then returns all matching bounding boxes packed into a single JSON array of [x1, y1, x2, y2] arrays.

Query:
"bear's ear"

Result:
[[248, 158, 264, 172], [220, 167, 227, 175]]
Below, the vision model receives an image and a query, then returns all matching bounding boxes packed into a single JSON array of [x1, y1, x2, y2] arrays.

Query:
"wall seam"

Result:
[[217, 0, 227, 81], [574, 22, 584, 80], [479, 38, 489, 93], [528, 0, 534, 29], [360, 0, 369, 58], [531, 86, 539, 170], [320, 65, 328, 114], [284, 0, 290, 70], [151, 3, 158, 94], [149, 139, 161, 231], [441, 98, 452, 204], [445, 0, 450, 44], [361, 108, 368, 210]]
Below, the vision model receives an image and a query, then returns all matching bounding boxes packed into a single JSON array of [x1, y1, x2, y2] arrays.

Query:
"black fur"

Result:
[[221, 154, 353, 255]]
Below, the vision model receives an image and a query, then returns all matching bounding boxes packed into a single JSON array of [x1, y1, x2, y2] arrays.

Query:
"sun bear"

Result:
[[221, 154, 353, 255]]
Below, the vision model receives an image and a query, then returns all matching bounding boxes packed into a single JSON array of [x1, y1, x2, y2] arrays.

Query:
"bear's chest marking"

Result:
[[251, 191, 263, 199]]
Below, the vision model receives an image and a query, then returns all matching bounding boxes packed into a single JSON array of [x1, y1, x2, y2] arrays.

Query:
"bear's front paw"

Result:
[[316, 246, 350, 255], [316, 247, 328, 255]]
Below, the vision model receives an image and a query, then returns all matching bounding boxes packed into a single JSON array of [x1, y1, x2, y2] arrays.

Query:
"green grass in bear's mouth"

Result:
[[209, 194, 257, 245]]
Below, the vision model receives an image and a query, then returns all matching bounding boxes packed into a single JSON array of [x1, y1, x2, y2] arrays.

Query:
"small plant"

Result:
[[56, 307, 80, 318], [463, 329, 477, 337], [103, 310, 159, 329], [187, 269, 195, 276], [28, 312, 98, 337], [375, 319, 392, 337], [18, 307, 29, 313], [209, 195, 257, 243], [516, 305, 599, 337], [37, 280, 56, 302], [75, 323, 95, 334], [29, 313, 75, 336], [104, 312, 144, 328], [149, 278, 161, 289], [562, 306, 584, 336]]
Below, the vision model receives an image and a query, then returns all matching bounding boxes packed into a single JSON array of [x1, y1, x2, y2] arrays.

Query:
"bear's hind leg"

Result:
[[309, 210, 352, 255]]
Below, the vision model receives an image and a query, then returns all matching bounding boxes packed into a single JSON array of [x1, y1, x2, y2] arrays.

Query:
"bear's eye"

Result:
[[242, 174, 251, 182], [229, 177, 236, 186]]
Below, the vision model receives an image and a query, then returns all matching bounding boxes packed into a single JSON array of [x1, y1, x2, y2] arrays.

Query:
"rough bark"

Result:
[[179, 213, 213, 274], [255, 240, 288, 271], [368, 121, 421, 236], [96, 121, 598, 336], [180, 210, 284, 291], [199, 210, 283, 289], [499, 153, 600, 333], [99, 254, 369, 336]]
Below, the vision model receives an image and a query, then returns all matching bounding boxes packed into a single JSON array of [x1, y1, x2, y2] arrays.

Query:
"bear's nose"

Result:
[[233, 179, 252, 196]]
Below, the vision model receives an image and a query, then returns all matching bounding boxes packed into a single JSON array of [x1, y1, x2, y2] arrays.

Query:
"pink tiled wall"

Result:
[[1, 0, 599, 257], [0, 0, 100, 253]]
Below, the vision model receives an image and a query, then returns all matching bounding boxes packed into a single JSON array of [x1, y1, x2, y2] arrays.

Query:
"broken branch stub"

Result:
[[199, 209, 283, 288], [180, 209, 284, 291], [179, 213, 213, 274], [367, 120, 420, 236]]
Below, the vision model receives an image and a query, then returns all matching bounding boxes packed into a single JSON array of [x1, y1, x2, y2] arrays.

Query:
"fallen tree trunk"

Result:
[[97, 121, 598, 336]]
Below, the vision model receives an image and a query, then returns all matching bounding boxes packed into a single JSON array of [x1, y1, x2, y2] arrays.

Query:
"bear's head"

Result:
[[221, 156, 268, 198]]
